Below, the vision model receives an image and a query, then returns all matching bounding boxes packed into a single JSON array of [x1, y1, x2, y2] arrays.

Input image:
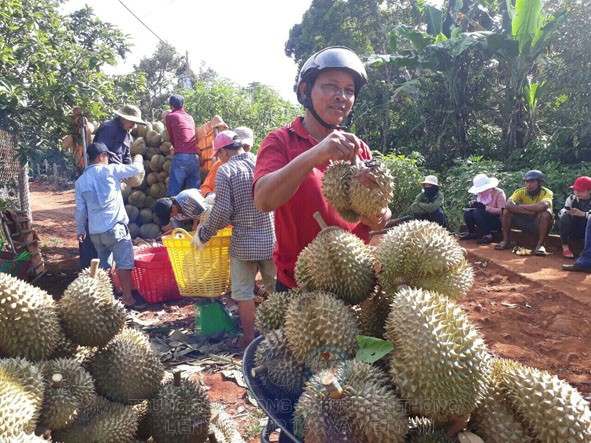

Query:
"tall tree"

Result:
[[0, 0, 144, 158]]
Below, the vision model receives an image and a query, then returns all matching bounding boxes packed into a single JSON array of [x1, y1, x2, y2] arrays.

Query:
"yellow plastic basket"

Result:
[[162, 227, 232, 297]]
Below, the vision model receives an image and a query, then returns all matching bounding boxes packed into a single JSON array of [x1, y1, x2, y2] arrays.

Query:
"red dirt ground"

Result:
[[26, 179, 591, 439]]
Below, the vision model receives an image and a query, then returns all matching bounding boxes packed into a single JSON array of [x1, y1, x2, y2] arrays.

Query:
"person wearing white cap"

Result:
[[409, 175, 448, 227], [193, 130, 276, 351], [459, 174, 506, 244]]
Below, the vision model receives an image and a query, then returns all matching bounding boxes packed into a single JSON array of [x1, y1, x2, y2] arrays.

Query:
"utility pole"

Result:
[[180, 50, 192, 90]]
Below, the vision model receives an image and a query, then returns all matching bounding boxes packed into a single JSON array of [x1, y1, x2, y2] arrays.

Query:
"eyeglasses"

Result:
[[318, 83, 356, 99]]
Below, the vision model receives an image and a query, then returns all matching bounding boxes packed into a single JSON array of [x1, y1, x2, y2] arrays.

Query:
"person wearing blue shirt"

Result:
[[75, 142, 144, 308], [93, 105, 146, 164]]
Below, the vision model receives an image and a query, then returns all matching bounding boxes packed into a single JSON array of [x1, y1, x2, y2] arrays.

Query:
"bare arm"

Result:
[[505, 200, 549, 215], [254, 131, 360, 212]]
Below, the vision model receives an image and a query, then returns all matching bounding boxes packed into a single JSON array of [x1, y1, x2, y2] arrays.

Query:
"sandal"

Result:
[[562, 249, 575, 259], [534, 245, 547, 256], [494, 241, 511, 250]]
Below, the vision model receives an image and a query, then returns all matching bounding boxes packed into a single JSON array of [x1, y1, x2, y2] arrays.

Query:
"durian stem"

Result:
[[173, 369, 182, 386], [312, 211, 328, 230], [321, 372, 343, 399], [89, 258, 100, 278], [51, 373, 63, 388], [208, 432, 219, 443], [250, 365, 268, 378]]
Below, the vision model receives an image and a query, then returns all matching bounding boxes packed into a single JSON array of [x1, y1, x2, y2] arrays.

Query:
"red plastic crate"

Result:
[[112, 246, 182, 303]]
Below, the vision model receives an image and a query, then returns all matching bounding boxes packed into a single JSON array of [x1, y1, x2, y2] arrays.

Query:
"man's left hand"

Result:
[[77, 233, 85, 242]]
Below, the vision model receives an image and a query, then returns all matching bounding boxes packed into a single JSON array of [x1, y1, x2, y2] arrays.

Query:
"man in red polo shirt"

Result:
[[253, 47, 391, 291], [165, 94, 200, 195]]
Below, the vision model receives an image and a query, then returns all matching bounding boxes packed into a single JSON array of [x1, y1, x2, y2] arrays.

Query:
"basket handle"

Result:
[[170, 228, 193, 239]]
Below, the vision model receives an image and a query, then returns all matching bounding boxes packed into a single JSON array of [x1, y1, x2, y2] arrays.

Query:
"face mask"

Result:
[[423, 186, 438, 199], [478, 188, 493, 205]]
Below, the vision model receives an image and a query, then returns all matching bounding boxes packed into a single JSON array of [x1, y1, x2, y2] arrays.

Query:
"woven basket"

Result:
[[162, 227, 232, 297]]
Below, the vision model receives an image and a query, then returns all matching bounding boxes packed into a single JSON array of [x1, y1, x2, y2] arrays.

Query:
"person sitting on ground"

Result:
[[459, 173, 506, 244], [200, 126, 254, 206], [74, 142, 145, 309], [558, 176, 591, 259], [563, 207, 591, 273], [154, 188, 208, 233], [193, 130, 276, 350], [494, 169, 553, 256], [409, 175, 448, 227]]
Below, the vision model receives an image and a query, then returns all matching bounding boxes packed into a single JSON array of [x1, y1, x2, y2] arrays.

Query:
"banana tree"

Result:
[[485, 0, 565, 155]]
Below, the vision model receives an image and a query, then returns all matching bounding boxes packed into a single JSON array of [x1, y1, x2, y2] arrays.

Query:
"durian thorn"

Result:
[[173, 369, 182, 386], [208, 432, 219, 443], [251, 365, 268, 378], [321, 372, 343, 399], [51, 373, 64, 388], [312, 211, 329, 230], [89, 258, 100, 278]]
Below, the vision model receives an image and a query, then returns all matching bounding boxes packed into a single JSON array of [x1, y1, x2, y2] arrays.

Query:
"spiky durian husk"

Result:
[[296, 360, 408, 443], [254, 329, 305, 400], [90, 329, 164, 404], [494, 357, 591, 442], [0, 432, 51, 442], [407, 417, 458, 442], [407, 259, 474, 301], [376, 220, 465, 293], [469, 358, 532, 442], [0, 358, 44, 436], [284, 291, 359, 365], [79, 266, 112, 288], [209, 403, 245, 443], [39, 358, 96, 430], [349, 159, 395, 217], [322, 161, 354, 212], [131, 400, 151, 442], [52, 396, 138, 443], [0, 273, 61, 361], [60, 274, 126, 347], [147, 374, 211, 443], [295, 227, 376, 305], [357, 286, 393, 339], [337, 207, 361, 223], [385, 288, 491, 421], [254, 289, 299, 335]]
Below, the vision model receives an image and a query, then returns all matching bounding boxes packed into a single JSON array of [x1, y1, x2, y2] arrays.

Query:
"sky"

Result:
[[61, 0, 314, 104]]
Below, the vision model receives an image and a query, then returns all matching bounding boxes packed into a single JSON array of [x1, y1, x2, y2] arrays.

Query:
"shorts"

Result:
[[511, 210, 551, 234], [230, 257, 276, 301], [90, 223, 134, 270]]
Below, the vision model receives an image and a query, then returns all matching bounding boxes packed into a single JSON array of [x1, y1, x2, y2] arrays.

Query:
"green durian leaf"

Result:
[[355, 335, 393, 364]]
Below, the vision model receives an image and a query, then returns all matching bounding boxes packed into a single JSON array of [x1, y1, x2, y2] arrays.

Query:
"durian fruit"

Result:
[[495, 357, 591, 442], [254, 290, 299, 335], [284, 291, 360, 365], [349, 158, 395, 218], [52, 395, 138, 443], [295, 360, 408, 443], [0, 432, 50, 442], [407, 417, 459, 442], [469, 358, 532, 442], [295, 226, 376, 305], [253, 329, 305, 400], [407, 258, 474, 301], [0, 273, 62, 361], [385, 288, 490, 421], [0, 358, 44, 437], [131, 400, 151, 442], [90, 328, 164, 404], [209, 403, 245, 443], [38, 358, 96, 430], [322, 161, 355, 213], [147, 371, 211, 443], [60, 268, 126, 347], [375, 220, 467, 294], [79, 265, 112, 288], [357, 286, 393, 339]]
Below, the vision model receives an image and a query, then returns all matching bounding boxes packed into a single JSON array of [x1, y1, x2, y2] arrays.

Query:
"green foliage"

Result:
[[375, 151, 424, 218]]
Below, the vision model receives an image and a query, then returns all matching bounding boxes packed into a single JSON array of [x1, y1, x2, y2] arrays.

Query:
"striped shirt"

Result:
[[198, 152, 275, 261]]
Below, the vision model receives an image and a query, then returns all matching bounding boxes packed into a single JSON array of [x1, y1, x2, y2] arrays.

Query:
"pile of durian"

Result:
[[253, 218, 591, 442], [0, 261, 243, 443]]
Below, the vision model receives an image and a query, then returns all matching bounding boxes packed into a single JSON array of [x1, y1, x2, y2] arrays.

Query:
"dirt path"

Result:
[[27, 179, 591, 407]]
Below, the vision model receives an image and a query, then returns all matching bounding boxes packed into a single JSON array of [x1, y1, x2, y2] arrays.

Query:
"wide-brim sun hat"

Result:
[[421, 175, 439, 186], [469, 173, 499, 194], [114, 105, 146, 125]]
